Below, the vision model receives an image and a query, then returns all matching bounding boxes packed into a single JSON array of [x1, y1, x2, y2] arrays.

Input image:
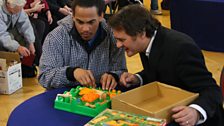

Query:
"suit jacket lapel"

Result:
[[140, 26, 166, 81]]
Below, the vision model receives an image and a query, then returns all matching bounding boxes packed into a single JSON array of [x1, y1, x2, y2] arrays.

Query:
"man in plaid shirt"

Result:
[[38, 0, 127, 90]]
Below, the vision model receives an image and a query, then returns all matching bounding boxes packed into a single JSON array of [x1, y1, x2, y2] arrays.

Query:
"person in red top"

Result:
[[24, 0, 52, 23], [24, 0, 53, 43]]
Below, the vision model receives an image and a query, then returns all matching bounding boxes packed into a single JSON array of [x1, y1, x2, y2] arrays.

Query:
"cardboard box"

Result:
[[112, 82, 199, 122], [0, 51, 22, 94]]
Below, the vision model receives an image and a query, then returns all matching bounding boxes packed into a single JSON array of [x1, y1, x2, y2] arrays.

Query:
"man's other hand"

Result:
[[73, 68, 96, 88], [100, 73, 117, 91], [172, 106, 200, 126], [17, 45, 30, 57], [29, 43, 35, 55], [119, 72, 140, 87]]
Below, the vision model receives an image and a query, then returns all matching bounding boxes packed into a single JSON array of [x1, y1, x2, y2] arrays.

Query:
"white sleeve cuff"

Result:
[[135, 74, 143, 86], [189, 104, 207, 125]]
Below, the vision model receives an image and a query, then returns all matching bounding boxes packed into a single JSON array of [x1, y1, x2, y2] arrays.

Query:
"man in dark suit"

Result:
[[108, 5, 224, 126]]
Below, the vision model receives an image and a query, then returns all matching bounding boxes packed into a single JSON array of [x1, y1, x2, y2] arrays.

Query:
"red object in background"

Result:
[[24, 0, 49, 11], [22, 54, 35, 67]]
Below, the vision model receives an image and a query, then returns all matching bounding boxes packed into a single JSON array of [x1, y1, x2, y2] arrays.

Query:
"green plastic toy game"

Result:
[[54, 86, 121, 117]]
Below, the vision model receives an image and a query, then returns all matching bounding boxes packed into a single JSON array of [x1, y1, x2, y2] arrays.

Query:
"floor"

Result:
[[0, 1, 224, 126]]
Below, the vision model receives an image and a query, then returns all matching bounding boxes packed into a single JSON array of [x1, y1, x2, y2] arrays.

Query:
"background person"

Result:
[[24, 0, 53, 44], [0, 0, 37, 60]]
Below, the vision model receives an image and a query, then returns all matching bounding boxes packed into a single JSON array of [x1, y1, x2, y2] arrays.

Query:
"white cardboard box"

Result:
[[0, 52, 22, 94]]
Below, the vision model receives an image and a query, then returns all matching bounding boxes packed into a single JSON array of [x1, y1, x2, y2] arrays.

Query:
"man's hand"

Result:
[[119, 72, 140, 87], [28, 43, 35, 55], [30, 0, 40, 8], [47, 11, 53, 24], [59, 8, 71, 16], [100, 73, 117, 91], [32, 1, 45, 12], [17, 46, 30, 57], [64, 5, 72, 13], [73, 68, 96, 88], [172, 106, 200, 126]]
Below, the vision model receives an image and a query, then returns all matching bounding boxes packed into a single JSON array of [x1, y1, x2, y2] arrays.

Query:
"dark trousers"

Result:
[[50, 13, 66, 31], [29, 18, 46, 66], [38, 13, 52, 44]]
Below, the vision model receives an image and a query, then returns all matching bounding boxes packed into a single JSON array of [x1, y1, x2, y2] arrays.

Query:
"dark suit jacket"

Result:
[[138, 26, 224, 126]]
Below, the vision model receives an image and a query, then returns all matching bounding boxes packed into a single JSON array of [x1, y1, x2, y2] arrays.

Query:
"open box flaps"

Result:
[[0, 51, 20, 64], [112, 81, 199, 122]]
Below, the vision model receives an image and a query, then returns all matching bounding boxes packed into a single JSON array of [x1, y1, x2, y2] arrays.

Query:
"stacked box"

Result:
[[0, 52, 22, 94]]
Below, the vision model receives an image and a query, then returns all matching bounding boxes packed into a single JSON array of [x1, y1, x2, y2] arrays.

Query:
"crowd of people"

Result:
[[0, 0, 223, 125], [0, 0, 72, 65], [0, 0, 166, 67]]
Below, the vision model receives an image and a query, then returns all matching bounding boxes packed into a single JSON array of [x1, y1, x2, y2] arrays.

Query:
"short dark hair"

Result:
[[72, 0, 105, 16], [108, 4, 161, 38]]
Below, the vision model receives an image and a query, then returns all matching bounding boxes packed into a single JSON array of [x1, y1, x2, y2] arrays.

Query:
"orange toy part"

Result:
[[79, 87, 96, 96], [81, 93, 100, 103], [112, 89, 116, 93], [109, 93, 117, 98], [117, 90, 121, 94], [108, 89, 122, 98]]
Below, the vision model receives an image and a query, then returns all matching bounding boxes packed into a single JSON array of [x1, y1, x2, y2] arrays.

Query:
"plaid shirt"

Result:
[[38, 15, 127, 89]]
